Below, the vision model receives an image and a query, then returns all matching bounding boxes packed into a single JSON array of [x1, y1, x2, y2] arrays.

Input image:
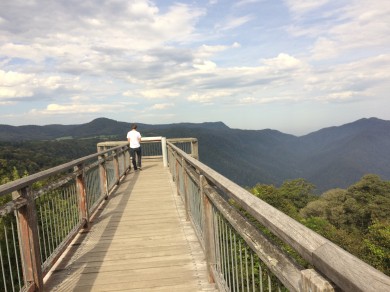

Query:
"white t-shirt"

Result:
[[127, 130, 141, 148]]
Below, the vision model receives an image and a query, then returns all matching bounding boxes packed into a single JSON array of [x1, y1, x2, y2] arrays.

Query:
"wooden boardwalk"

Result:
[[44, 160, 217, 291]]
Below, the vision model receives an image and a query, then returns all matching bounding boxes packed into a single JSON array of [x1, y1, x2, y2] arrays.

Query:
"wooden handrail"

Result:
[[0, 144, 128, 197], [0, 143, 132, 292], [167, 141, 390, 292]]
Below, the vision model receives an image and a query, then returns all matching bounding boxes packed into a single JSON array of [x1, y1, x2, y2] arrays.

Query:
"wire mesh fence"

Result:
[[167, 141, 298, 292], [212, 208, 287, 292], [0, 143, 131, 291], [0, 213, 24, 292]]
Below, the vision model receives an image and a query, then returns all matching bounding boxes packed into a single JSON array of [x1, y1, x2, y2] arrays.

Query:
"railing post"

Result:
[[200, 175, 216, 283], [161, 137, 168, 167], [300, 269, 336, 292], [121, 146, 127, 175], [98, 153, 108, 200], [114, 149, 120, 183], [191, 139, 199, 160], [75, 164, 89, 228], [15, 187, 43, 291], [182, 158, 190, 221], [175, 153, 180, 196], [126, 143, 132, 172], [97, 145, 104, 153]]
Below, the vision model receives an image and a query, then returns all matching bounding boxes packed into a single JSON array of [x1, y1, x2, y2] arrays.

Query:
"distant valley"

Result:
[[1, 117, 390, 193]]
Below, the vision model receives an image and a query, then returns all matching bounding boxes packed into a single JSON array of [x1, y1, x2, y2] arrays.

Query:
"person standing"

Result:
[[127, 124, 142, 171]]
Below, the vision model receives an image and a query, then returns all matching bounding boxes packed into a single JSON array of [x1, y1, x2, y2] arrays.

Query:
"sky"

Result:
[[0, 0, 389, 135]]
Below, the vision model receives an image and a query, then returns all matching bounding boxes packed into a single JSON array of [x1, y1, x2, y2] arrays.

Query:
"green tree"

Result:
[[362, 220, 390, 274], [250, 178, 316, 220]]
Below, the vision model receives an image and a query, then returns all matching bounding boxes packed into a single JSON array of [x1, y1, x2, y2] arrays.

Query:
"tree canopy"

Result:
[[249, 175, 390, 275]]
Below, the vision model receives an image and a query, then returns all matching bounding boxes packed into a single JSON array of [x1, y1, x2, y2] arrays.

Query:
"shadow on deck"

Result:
[[44, 160, 217, 291]]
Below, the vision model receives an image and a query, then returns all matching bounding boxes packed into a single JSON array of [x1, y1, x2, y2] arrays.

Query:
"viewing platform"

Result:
[[1, 137, 389, 292], [44, 160, 216, 291]]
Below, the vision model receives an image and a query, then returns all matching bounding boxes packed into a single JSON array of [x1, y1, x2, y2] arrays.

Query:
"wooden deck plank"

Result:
[[44, 160, 217, 291]]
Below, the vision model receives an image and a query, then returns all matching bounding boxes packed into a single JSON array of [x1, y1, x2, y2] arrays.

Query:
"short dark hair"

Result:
[[131, 123, 137, 129]]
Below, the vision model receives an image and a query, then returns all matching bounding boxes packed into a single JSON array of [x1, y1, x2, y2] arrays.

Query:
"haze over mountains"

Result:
[[1, 117, 389, 193]]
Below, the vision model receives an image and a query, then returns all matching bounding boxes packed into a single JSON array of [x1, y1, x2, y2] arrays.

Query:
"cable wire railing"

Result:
[[0, 137, 195, 291], [166, 141, 390, 292], [0, 143, 132, 291]]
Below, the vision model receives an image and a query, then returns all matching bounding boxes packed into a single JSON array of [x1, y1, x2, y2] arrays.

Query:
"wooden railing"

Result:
[[1, 137, 389, 292], [0, 142, 133, 291], [166, 141, 390, 292], [0, 137, 196, 291]]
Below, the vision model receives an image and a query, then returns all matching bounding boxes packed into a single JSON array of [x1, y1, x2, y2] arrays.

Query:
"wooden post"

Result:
[[175, 154, 180, 196], [75, 164, 89, 228], [200, 175, 216, 283], [121, 146, 127, 176], [127, 143, 132, 172], [113, 149, 120, 184], [182, 158, 190, 221], [191, 139, 199, 160], [300, 269, 336, 292], [15, 187, 43, 291], [162, 137, 168, 167], [96, 145, 104, 153], [98, 154, 108, 200]]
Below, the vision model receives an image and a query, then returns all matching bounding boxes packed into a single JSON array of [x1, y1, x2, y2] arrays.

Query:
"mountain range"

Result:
[[1, 117, 389, 193]]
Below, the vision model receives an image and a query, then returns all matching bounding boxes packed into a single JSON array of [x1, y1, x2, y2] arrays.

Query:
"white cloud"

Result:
[[187, 93, 212, 103], [36, 102, 134, 115], [187, 91, 231, 103], [40, 76, 63, 90], [140, 88, 179, 99], [152, 3, 205, 43], [319, 91, 360, 102], [262, 53, 306, 71], [284, 0, 329, 15], [239, 96, 257, 104], [192, 42, 240, 71], [193, 60, 217, 71], [0, 70, 34, 98], [0, 1, 205, 75], [310, 37, 339, 60], [198, 44, 229, 56], [0, 70, 33, 87], [151, 103, 174, 110], [0, 87, 33, 98], [234, 0, 263, 8], [287, 1, 390, 60], [218, 15, 254, 31], [0, 43, 45, 62], [0, 101, 13, 105], [1, 0, 389, 131], [0, 69, 94, 101]]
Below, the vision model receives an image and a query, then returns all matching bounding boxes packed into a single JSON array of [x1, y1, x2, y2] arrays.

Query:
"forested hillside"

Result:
[[0, 139, 100, 184], [247, 175, 390, 275], [1, 117, 390, 192]]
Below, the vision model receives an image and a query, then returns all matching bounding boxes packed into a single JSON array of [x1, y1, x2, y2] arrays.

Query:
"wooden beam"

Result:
[[16, 187, 43, 291]]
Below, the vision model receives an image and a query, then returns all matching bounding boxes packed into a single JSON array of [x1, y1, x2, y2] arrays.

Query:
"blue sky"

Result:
[[0, 0, 389, 135]]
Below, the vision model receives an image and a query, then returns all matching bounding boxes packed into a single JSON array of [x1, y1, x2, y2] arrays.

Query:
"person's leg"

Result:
[[130, 148, 137, 170], [136, 147, 142, 169]]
